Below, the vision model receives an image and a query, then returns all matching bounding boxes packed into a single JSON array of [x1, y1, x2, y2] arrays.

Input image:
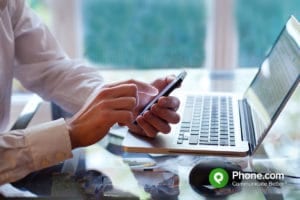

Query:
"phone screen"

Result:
[[134, 71, 187, 123]]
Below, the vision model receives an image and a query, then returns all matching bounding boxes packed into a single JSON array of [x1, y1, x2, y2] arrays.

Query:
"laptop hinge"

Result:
[[238, 99, 256, 154]]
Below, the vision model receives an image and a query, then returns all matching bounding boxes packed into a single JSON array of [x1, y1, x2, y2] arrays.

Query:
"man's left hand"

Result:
[[128, 76, 181, 137]]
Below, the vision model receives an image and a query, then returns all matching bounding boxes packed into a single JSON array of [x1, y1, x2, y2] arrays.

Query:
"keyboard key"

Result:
[[199, 136, 208, 140], [177, 139, 183, 144], [182, 109, 193, 123], [199, 140, 208, 144], [191, 132, 199, 135], [210, 137, 218, 141], [189, 135, 199, 145]]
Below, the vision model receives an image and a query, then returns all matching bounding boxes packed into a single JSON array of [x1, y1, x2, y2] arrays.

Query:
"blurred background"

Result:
[[27, 0, 300, 70], [23, 0, 300, 165], [6, 1, 299, 198]]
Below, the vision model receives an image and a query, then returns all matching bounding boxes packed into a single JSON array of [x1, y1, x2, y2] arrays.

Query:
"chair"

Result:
[[10, 95, 71, 131], [10, 94, 43, 131], [50, 102, 72, 120]]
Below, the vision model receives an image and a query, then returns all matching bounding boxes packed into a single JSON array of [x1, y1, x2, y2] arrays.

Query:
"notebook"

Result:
[[122, 16, 300, 156]]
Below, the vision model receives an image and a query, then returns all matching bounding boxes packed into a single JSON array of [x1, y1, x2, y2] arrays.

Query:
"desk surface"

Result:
[[11, 68, 300, 199]]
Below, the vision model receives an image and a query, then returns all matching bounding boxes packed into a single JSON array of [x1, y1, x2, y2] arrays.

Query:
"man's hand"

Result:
[[128, 76, 181, 137], [67, 84, 140, 149], [67, 77, 180, 149]]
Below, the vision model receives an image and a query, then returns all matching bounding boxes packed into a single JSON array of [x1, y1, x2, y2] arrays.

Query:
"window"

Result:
[[235, 0, 300, 67], [29, 1, 300, 70], [81, 0, 206, 69]]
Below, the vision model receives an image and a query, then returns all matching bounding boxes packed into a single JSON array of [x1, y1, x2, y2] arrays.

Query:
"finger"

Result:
[[127, 119, 147, 137], [134, 92, 155, 112], [100, 97, 137, 110], [157, 96, 180, 111], [99, 84, 138, 99], [109, 111, 134, 125], [151, 104, 180, 124], [151, 75, 176, 91], [77, 96, 136, 122], [130, 80, 158, 96], [76, 84, 137, 121], [106, 79, 158, 96], [136, 117, 158, 138], [118, 123, 125, 126], [143, 111, 171, 134], [72, 99, 136, 124]]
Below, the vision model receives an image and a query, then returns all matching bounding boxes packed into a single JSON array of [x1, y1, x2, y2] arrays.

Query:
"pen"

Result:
[[131, 167, 167, 172]]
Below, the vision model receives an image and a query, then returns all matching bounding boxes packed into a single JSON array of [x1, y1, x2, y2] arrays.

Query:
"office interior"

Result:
[[8, 0, 300, 199]]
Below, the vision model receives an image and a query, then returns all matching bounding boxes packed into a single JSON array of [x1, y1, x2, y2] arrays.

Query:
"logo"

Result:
[[209, 168, 229, 188]]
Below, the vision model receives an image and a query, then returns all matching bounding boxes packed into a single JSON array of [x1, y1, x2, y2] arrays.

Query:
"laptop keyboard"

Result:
[[177, 95, 235, 146]]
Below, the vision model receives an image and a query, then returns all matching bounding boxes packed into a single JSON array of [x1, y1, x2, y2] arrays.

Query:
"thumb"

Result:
[[151, 75, 176, 91], [135, 81, 158, 109]]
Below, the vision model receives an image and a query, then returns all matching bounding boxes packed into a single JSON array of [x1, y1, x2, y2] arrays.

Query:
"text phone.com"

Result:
[[209, 168, 285, 188]]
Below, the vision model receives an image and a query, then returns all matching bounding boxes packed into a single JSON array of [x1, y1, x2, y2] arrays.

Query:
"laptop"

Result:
[[122, 16, 300, 156]]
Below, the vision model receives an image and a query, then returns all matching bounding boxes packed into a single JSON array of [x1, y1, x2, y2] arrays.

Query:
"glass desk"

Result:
[[9, 68, 300, 199]]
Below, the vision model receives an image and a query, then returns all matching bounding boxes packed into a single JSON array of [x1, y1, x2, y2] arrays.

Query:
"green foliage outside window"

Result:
[[236, 0, 300, 67], [82, 0, 206, 69], [29, 0, 300, 69]]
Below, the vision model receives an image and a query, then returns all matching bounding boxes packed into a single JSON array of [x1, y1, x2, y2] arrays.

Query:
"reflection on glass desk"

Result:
[[10, 69, 300, 199]]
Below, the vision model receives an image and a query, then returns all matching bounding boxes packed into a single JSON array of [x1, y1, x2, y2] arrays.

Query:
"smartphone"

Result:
[[134, 71, 187, 123]]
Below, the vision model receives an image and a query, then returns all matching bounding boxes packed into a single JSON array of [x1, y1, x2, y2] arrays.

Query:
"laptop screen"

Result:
[[243, 16, 300, 146]]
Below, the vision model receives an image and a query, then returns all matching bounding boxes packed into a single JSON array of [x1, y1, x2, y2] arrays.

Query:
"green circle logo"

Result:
[[209, 168, 229, 188]]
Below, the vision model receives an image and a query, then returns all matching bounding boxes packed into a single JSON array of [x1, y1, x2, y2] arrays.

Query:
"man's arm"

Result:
[[12, 0, 104, 114], [0, 0, 103, 185], [0, 120, 72, 185]]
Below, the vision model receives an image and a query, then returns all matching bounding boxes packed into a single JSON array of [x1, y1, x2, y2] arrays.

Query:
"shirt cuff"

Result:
[[25, 119, 73, 171]]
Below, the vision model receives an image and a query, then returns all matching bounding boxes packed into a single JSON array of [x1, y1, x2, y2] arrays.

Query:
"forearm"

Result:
[[0, 119, 72, 185]]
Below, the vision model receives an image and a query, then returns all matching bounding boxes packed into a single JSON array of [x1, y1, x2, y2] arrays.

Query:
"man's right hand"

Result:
[[67, 84, 138, 149]]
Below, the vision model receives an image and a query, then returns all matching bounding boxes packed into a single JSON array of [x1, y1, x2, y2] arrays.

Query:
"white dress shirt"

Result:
[[0, 0, 104, 185]]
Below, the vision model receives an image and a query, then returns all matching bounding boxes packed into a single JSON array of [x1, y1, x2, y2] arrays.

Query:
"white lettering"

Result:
[[231, 171, 284, 181]]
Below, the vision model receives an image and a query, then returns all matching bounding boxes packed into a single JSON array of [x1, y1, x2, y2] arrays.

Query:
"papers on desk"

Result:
[[0, 183, 36, 198], [84, 144, 150, 199]]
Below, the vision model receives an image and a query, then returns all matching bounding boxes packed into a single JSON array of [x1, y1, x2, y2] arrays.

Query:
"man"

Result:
[[0, 0, 180, 186]]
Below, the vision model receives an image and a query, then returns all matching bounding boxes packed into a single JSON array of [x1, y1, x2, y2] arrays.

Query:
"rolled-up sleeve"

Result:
[[0, 119, 72, 185], [0, 0, 105, 186]]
